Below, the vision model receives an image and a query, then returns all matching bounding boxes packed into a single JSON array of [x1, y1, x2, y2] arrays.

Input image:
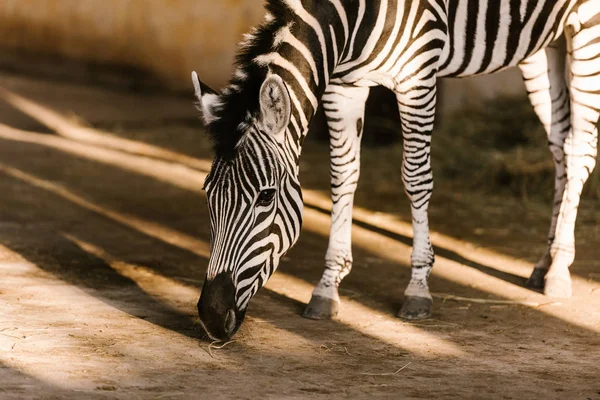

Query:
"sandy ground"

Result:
[[0, 70, 599, 400]]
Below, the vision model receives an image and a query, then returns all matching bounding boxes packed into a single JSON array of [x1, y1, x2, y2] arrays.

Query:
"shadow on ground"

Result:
[[0, 72, 599, 399]]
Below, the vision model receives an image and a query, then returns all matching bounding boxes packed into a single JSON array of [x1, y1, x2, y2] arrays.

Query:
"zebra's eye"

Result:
[[257, 188, 276, 205]]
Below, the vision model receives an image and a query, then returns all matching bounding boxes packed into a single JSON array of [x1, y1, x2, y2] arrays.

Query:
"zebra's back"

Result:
[[333, 0, 580, 85], [438, 0, 577, 77]]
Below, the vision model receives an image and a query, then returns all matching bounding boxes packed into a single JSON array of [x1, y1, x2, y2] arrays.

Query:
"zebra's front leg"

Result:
[[303, 85, 370, 320], [396, 81, 437, 320]]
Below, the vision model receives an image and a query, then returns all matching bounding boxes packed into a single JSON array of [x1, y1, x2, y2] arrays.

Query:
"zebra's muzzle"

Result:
[[197, 272, 244, 341]]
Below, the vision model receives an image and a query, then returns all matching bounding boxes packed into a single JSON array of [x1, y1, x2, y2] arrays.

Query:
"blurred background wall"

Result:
[[0, 0, 265, 89], [0, 0, 525, 106]]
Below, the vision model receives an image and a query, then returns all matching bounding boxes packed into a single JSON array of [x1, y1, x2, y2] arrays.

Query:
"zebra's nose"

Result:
[[197, 272, 244, 341], [224, 309, 236, 336]]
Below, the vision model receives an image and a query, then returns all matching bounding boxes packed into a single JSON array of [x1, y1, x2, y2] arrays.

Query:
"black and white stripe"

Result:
[[194, 0, 600, 335], [203, 129, 303, 310]]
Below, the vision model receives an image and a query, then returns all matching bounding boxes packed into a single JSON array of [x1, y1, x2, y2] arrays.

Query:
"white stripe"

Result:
[[287, 85, 309, 128], [330, 25, 339, 64], [520, 0, 528, 23]]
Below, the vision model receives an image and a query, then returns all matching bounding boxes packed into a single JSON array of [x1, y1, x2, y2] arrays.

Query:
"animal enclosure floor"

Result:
[[0, 70, 599, 400]]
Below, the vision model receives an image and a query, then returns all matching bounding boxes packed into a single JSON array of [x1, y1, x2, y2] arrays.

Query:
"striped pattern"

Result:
[[203, 133, 303, 310], [196, 0, 600, 329]]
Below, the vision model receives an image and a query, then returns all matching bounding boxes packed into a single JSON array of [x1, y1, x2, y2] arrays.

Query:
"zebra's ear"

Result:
[[258, 74, 291, 142], [191, 71, 221, 125]]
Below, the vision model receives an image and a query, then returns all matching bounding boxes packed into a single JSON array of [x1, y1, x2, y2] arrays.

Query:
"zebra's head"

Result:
[[192, 71, 303, 340]]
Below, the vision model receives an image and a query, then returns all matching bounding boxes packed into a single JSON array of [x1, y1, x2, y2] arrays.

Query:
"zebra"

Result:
[[192, 0, 600, 341]]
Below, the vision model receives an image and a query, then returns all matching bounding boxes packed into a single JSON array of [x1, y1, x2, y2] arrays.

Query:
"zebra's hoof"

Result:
[[398, 296, 433, 320], [544, 275, 572, 298], [526, 268, 547, 289], [302, 295, 339, 320]]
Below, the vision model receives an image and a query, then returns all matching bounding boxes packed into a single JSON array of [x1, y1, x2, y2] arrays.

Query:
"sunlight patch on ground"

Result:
[[265, 272, 464, 358]]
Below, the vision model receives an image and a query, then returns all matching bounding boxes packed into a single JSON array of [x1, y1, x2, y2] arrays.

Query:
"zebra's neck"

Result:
[[255, 2, 350, 166], [218, 1, 355, 170]]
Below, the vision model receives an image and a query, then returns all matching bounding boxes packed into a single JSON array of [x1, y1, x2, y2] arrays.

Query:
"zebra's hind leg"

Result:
[[541, 6, 600, 297], [395, 79, 437, 320], [518, 38, 570, 290], [303, 85, 370, 320]]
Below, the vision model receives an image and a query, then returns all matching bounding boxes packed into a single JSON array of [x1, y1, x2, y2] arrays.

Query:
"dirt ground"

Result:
[[0, 69, 598, 400]]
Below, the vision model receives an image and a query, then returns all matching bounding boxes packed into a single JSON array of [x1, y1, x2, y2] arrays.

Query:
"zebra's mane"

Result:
[[207, 0, 291, 160]]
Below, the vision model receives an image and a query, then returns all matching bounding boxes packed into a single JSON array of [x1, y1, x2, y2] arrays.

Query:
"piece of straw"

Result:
[[207, 340, 236, 358], [360, 362, 412, 376], [432, 293, 542, 306]]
